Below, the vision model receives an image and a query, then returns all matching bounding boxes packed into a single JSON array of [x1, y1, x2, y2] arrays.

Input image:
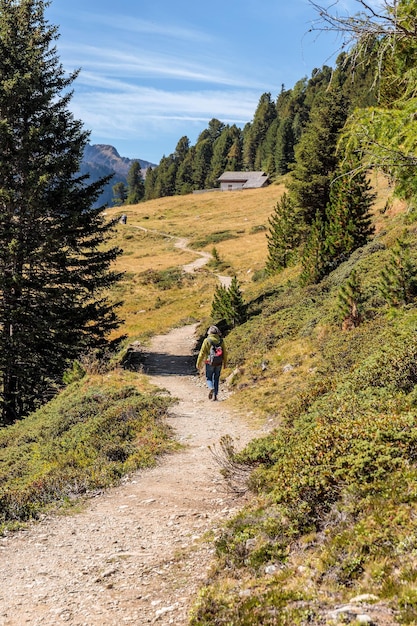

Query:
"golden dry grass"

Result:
[[105, 175, 398, 349], [108, 184, 286, 275], [106, 182, 287, 342], [107, 183, 285, 238]]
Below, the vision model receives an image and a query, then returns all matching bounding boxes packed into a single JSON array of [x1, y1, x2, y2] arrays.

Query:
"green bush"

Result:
[[139, 267, 186, 290], [190, 230, 238, 249]]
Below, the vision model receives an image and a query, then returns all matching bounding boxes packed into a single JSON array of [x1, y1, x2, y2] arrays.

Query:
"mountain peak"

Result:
[[81, 144, 157, 208]]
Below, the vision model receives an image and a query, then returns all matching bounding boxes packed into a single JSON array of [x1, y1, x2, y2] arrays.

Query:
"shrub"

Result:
[[139, 267, 185, 290]]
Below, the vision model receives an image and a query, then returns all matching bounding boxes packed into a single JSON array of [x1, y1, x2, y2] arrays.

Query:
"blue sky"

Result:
[[45, 0, 348, 164]]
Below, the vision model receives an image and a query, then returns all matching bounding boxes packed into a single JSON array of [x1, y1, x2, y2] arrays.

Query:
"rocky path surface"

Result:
[[0, 324, 264, 626]]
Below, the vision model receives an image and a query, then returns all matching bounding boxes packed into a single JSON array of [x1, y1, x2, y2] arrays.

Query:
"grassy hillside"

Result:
[[2, 176, 417, 623], [0, 183, 284, 533], [109, 178, 417, 624], [104, 182, 286, 341]]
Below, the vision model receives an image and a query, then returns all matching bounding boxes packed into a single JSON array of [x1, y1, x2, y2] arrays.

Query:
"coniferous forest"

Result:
[[4, 0, 417, 623], [144, 52, 377, 201]]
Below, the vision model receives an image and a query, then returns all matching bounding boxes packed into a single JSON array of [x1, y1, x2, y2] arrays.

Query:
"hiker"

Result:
[[196, 325, 227, 401], [120, 214, 127, 224]]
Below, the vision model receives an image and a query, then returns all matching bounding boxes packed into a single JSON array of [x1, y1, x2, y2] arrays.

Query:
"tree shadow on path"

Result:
[[143, 350, 196, 376]]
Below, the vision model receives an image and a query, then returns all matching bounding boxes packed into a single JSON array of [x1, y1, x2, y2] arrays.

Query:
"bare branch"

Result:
[[308, 0, 416, 43], [209, 435, 254, 496]]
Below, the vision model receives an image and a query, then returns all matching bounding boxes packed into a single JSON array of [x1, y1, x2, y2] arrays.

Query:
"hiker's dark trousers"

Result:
[[205, 363, 222, 397]]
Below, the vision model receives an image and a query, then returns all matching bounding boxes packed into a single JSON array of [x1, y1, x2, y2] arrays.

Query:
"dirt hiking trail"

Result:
[[0, 324, 266, 626]]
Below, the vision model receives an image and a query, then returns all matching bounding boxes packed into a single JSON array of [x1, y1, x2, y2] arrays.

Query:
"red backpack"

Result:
[[208, 339, 223, 366]]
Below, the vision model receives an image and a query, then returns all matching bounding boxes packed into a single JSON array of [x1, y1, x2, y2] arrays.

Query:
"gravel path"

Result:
[[0, 324, 264, 626]]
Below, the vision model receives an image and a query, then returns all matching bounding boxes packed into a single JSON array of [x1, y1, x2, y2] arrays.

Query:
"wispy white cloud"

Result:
[[87, 13, 213, 43], [62, 45, 269, 90], [51, 2, 344, 160], [57, 15, 271, 159], [60, 36, 267, 90], [69, 84, 260, 144]]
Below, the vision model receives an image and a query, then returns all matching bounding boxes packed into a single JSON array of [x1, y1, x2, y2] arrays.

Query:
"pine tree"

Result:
[[325, 161, 375, 263], [0, 0, 122, 424], [227, 276, 247, 327], [211, 284, 230, 323], [211, 247, 221, 266], [153, 155, 176, 197], [144, 166, 157, 200], [211, 277, 246, 328], [225, 130, 243, 171], [265, 193, 302, 274], [338, 270, 363, 330], [172, 136, 192, 194], [205, 126, 233, 188], [289, 89, 347, 224], [243, 93, 277, 170], [192, 138, 212, 190], [175, 150, 194, 194], [173, 135, 190, 163], [126, 161, 145, 204], [112, 181, 127, 206], [300, 214, 329, 285], [379, 237, 417, 306], [205, 125, 244, 188], [274, 117, 295, 175]]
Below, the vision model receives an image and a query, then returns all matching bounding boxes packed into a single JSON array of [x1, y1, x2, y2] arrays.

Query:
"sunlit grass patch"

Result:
[[107, 183, 285, 243]]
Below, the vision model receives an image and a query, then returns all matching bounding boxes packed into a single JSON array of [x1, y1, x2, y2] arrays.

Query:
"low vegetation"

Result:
[[0, 371, 176, 533], [191, 268, 417, 624]]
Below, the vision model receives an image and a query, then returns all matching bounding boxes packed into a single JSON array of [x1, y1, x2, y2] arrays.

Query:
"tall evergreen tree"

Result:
[[265, 193, 302, 274], [175, 149, 194, 195], [243, 93, 277, 170], [277, 78, 309, 143], [112, 181, 127, 206], [206, 118, 225, 142], [289, 88, 347, 224], [211, 277, 246, 328], [192, 138, 212, 190], [144, 166, 157, 200], [205, 126, 233, 188], [338, 270, 363, 330], [205, 125, 242, 187], [379, 237, 417, 306], [225, 129, 243, 171], [0, 0, 122, 424], [153, 155, 176, 197], [173, 135, 190, 163], [227, 276, 247, 327], [173, 136, 192, 194], [300, 214, 329, 285], [126, 161, 145, 204], [274, 117, 295, 175], [211, 284, 230, 323], [325, 160, 375, 263]]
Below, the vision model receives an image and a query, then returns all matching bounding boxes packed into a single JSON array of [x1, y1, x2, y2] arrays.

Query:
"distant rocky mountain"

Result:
[[80, 144, 156, 208]]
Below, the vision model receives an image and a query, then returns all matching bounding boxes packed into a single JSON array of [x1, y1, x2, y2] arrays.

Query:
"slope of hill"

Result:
[[1, 178, 417, 623], [80, 144, 156, 208], [107, 180, 417, 624]]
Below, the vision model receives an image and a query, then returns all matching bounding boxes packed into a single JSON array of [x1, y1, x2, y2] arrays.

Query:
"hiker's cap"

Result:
[[208, 325, 220, 335]]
